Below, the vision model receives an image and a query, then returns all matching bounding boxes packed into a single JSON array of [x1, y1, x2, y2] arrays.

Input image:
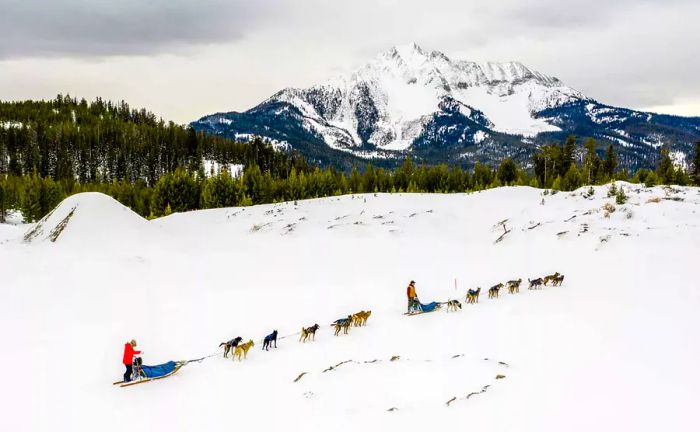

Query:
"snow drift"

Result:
[[1, 185, 699, 432]]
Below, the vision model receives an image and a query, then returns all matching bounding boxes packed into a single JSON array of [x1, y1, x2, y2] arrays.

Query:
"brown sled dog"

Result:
[[488, 283, 503, 299], [333, 316, 353, 336], [233, 340, 254, 361], [354, 310, 371, 326], [507, 279, 522, 294], [543, 272, 560, 286], [466, 287, 481, 304], [352, 310, 372, 327], [553, 274, 565, 286], [299, 324, 320, 342]]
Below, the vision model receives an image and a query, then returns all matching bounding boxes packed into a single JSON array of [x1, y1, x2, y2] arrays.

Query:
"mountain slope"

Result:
[[192, 43, 700, 169]]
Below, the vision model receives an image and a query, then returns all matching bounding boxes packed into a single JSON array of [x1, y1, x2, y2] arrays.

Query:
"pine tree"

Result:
[[582, 138, 600, 184], [615, 186, 627, 205], [584, 186, 595, 199], [472, 162, 493, 189], [201, 170, 237, 209], [562, 135, 576, 175], [643, 171, 658, 187], [690, 140, 700, 186], [551, 176, 562, 191], [20, 173, 43, 222], [602, 145, 618, 181], [348, 167, 361, 193], [562, 164, 582, 191], [239, 193, 253, 206], [656, 147, 675, 185], [497, 158, 518, 185], [0, 178, 6, 223], [673, 167, 690, 186], [40, 176, 64, 216], [532, 144, 563, 188]]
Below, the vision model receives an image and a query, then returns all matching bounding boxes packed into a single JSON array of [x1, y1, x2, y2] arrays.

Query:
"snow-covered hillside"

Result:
[[1, 185, 699, 431]]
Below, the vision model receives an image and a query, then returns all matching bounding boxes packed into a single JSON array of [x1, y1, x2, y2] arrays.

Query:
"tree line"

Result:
[[1, 96, 699, 222], [2, 135, 698, 223], [0, 95, 309, 184]]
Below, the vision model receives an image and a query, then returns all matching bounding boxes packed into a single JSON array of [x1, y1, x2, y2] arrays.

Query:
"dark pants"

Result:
[[124, 364, 133, 382]]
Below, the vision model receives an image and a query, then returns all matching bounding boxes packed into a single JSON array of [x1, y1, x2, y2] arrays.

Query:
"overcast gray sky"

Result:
[[1, 0, 698, 123]]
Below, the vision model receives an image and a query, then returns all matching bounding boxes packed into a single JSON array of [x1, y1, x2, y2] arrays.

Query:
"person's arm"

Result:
[[133, 350, 141, 355]]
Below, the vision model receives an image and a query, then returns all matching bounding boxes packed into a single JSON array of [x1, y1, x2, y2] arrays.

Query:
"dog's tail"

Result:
[[218, 342, 225, 348]]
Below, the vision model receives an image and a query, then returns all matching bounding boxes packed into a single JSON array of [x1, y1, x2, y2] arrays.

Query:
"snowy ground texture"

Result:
[[1, 184, 699, 431]]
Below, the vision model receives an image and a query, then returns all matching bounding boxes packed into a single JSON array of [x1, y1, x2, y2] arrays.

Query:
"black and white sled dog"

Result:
[[263, 330, 278, 350], [219, 336, 243, 358]]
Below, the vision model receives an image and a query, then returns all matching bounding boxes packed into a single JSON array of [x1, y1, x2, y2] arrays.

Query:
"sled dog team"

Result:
[[122, 274, 564, 383], [219, 272, 564, 361], [445, 272, 565, 310], [219, 310, 373, 361]]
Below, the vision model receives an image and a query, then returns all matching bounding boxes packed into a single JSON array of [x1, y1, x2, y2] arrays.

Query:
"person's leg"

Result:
[[407, 298, 412, 312], [124, 364, 133, 382]]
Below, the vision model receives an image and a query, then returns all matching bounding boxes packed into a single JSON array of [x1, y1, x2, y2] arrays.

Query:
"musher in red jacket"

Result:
[[122, 339, 141, 382]]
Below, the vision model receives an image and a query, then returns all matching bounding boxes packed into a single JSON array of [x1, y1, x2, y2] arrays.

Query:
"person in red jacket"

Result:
[[122, 339, 141, 382]]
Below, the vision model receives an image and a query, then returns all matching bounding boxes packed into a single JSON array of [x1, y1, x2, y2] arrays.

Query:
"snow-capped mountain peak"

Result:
[[192, 44, 700, 168], [272, 43, 586, 151]]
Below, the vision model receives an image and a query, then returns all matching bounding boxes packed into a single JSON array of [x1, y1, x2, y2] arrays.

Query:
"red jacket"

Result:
[[122, 343, 141, 365]]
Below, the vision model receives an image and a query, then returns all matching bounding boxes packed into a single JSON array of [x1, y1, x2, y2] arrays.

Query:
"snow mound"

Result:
[[23, 192, 147, 246]]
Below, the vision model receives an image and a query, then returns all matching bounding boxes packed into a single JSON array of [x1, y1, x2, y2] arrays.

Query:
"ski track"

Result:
[[0, 184, 699, 431]]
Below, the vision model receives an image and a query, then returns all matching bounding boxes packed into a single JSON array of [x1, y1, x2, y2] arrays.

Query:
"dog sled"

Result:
[[113, 359, 184, 388], [404, 301, 442, 316]]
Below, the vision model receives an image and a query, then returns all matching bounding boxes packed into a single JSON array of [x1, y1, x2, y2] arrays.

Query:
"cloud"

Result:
[[0, 0, 697, 120], [0, 0, 278, 59]]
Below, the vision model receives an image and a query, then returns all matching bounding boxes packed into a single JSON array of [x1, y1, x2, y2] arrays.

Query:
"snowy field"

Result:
[[1, 184, 699, 431]]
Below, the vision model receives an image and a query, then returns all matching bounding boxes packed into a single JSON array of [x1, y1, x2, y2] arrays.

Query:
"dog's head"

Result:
[[312, 324, 319, 331], [271, 330, 278, 337], [456, 301, 462, 309]]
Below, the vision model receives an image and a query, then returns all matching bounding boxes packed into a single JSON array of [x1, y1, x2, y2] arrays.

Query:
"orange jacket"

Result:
[[406, 284, 416, 299]]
